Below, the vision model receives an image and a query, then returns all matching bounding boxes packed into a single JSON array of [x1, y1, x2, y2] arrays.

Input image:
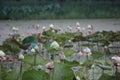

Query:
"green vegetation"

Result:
[[0, 0, 120, 19]]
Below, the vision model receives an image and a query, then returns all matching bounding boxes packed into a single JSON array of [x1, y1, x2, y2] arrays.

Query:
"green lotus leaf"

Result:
[[64, 48, 76, 57], [22, 69, 49, 80], [54, 62, 75, 80]]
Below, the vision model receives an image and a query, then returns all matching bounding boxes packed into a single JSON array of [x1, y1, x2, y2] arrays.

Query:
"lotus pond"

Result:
[[0, 21, 120, 80]]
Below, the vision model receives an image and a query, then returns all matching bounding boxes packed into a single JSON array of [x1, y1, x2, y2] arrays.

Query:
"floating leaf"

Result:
[[22, 69, 49, 80], [22, 36, 38, 45], [22, 55, 50, 66], [64, 48, 76, 57], [54, 62, 75, 80], [5, 70, 19, 80]]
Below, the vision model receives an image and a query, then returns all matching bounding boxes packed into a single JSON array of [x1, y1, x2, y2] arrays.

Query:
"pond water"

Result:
[[0, 19, 120, 45]]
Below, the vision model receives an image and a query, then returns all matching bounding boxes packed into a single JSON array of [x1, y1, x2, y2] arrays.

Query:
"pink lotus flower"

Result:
[[45, 62, 54, 69], [59, 54, 66, 61], [35, 24, 40, 30], [77, 51, 83, 57], [111, 56, 120, 64], [76, 27, 81, 32]]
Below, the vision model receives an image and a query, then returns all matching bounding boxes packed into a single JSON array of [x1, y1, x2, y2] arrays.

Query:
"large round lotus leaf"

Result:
[[98, 73, 120, 80], [54, 62, 75, 80], [4, 70, 19, 80], [22, 55, 50, 66], [2, 38, 20, 54], [22, 36, 38, 45], [22, 69, 49, 80], [64, 48, 76, 57]]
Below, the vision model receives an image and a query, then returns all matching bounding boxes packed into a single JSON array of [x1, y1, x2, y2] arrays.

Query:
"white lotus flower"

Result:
[[88, 24, 92, 29], [91, 64, 95, 68], [83, 47, 91, 53], [67, 26, 72, 30], [111, 56, 120, 64], [12, 26, 19, 31], [42, 26, 46, 30], [76, 76, 80, 80], [31, 48, 36, 53], [50, 24, 54, 29], [0, 50, 5, 57], [50, 41, 60, 49], [76, 22, 80, 26], [19, 54, 24, 60]]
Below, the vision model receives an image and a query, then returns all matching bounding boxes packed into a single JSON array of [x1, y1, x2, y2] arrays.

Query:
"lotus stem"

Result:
[[115, 64, 118, 80], [34, 53, 37, 66], [19, 60, 22, 80]]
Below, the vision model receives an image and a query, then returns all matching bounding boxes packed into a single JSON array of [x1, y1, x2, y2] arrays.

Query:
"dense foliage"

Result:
[[0, 26, 120, 80], [0, 0, 120, 19]]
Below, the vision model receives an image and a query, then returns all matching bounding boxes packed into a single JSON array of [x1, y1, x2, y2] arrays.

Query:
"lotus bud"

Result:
[[59, 54, 66, 61], [31, 48, 36, 53], [42, 26, 46, 31], [83, 47, 91, 53], [45, 62, 54, 69], [35, 24, 40, 29], [88, 24, 92, 29], [76, 76, 80, 80], [77, 51, 83, 57], [50, 41, 60, 50], [19, 54, 24, 60], [76, 22, 80, 27], [51, 29, 55, 33], [0, 50, 6, 57], [68, 40, 72, 43], [104, 46, 107, 49], [91, 64, 95, 69], [12, 26, 19, 32], [76, 27, 81, 32], [50, 24, 54, 29]]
